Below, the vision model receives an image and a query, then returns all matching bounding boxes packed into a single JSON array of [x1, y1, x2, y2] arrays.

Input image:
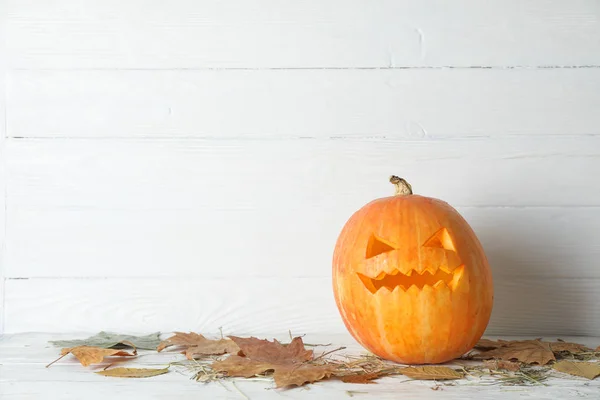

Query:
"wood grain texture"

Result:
[[6, 137, 600, 208], [3, 277, 341, 334], [7, 69, 600, 138], [0, 4, 6, 334], [5, 138, 599, 281], [2, 375, 598, 400], [4, 277, 600, 336], [6, 0, 600, 69], [6, 206, 600, 280], [0, 134, 5, 332]]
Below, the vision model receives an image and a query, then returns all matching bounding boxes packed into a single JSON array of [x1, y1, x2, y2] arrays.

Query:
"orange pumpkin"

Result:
[[332, 176, 493, 364]]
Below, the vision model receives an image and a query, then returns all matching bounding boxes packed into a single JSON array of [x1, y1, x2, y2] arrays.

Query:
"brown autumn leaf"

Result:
[[229, 336, 313, 362], [211, 336, 337, 387], [212, 356, 336, 387], [96, 367, 170, 378], [483, 359, 521, 371], [212, 356, 273, 378], [58, 346, 137, 367], [340, 372, 383, 384], [273, 364, 337, 387], [553, 361, 600, 380], [475, 339, 506, 350], [157, 332, 239, 359], [400, 366, 463, 380], [474, 339, 555, 365], [549, 341, 593, 354]]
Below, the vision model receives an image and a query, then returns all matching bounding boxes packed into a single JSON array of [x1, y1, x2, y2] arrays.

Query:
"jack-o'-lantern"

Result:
[[332, 176, 493, 364]]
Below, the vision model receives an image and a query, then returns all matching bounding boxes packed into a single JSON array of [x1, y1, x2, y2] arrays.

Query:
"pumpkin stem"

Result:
[[390, 175, 413, 196]]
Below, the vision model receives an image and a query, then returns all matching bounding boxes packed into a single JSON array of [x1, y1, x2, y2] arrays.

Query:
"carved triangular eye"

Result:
[[423, 228, 456, 251], [366, 234, 397, 259]]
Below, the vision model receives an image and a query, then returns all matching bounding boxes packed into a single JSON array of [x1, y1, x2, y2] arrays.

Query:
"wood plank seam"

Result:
[[8, 65, 600, 71], [8, 69, 600, 139]]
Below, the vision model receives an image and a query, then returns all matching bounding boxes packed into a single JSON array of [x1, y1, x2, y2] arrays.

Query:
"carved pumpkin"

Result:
[[332, 176, 493, 364]]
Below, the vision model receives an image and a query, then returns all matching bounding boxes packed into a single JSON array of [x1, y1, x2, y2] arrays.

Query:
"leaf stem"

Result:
[[45, 353, 68, 368]]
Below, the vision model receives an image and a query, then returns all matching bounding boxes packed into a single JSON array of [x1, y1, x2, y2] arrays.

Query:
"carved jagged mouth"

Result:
[[357, 265, 464, 294]]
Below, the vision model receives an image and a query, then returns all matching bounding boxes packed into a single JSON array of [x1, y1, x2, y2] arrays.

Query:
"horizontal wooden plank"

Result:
[[3, 334, 599, 400], [0, 378, 504, 400], [5, 277, 600, 336], [7, 137, 600, 208], [6, 207, 600, 280], [7, 69, 600, 138], [3, 277, 341, 335], [2, 372, 598, 400], [6, 137, 600, 279], [2, 335, 599, 400], [6, 0, 600, 69]]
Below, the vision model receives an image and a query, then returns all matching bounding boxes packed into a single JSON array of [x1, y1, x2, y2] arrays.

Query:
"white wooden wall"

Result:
[[1, 0, 600, 336]]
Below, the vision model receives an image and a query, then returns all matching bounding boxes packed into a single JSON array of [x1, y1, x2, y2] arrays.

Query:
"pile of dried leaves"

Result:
[[466, 338, 600, 381], [47, 331, 600, 389]]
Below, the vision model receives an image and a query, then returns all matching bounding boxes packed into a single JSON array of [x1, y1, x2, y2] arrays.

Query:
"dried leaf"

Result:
[[550, 342, 592, 354], [400, 366, 463, 380], [157, 332, 239, 359], [229, 336, 313, 363], [483, 359, 521, 371], [51, 332, 161, 350], [340, 372, 383, 384], [475, 339, 592, 364], [59, 346, 137, 367], [212, 356, 274, 378], [211, 336, 335, 387], [212, 356, 336, 387], [475, 339, 506, 350], [96, 367, 169, 378], [474, 340, 555, 365], [273, 364, 336, 387], [553, 361, 600, 380]]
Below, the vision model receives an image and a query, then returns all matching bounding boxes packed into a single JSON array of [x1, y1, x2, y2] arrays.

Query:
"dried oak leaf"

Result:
[[157, 332, 239, 359], [474, 339, 555, 365], [483, 359, 521, 372], [59, 346, 137, 367], [96, 367, 169, 378], [553, 361, 600, 380], [400, 366, 463, 380], [211, 336, 336, 388]]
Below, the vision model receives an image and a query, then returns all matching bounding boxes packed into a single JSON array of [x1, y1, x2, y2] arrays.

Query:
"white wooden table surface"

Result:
[[1, 333, 599, 399]]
